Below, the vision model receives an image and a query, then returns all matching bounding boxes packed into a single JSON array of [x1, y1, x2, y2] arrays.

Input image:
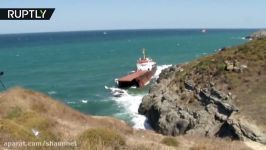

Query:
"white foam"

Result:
[[48, 91, 57, 95], [81, 99, 88, 103], [105, 86, 128, 97], [111, 93, 148, 129], [231, 36, 248, 40], [108, 64, 172, 129], [153, 64, 172, 79]]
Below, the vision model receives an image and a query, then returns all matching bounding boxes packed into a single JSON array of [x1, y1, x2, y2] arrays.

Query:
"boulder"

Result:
[[227, 113, 266, 144], [184, 80, 195, 91], [247, 30, 266, 40], [225, 61, 234, 71]]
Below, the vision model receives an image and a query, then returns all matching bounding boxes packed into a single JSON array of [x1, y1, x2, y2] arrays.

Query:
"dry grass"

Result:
[[0, 87, 132, 149], [161, 136, 179, 147], [0, 87, 252, 150], [78, 128, 125, 150], [166, 38, 266, 129], [187, 135, 251, 150], [0, 87, 132, 136]]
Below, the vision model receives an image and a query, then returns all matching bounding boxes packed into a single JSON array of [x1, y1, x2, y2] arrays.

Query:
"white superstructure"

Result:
[[136, 49, 156, 71]]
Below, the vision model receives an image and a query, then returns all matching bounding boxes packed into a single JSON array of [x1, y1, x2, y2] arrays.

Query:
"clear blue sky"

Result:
[[1, 0, 266, 34]]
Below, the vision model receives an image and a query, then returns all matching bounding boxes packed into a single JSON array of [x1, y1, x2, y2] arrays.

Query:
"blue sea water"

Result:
[[0, 29, 255, 128]]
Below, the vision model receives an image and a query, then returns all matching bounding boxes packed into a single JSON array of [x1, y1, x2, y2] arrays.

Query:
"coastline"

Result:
[[1, 29, 265, 149], [0, 87, 252, 150], [138, 34, 266, 144]]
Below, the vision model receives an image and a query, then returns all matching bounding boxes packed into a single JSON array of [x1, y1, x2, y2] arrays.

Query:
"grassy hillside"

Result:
[[169, 38, 266, 127], [0, 88, 250, 150]]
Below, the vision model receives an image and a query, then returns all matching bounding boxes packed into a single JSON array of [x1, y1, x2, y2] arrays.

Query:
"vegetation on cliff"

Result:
[[139, 37, 266, 144], [0, 88, 250, 149]]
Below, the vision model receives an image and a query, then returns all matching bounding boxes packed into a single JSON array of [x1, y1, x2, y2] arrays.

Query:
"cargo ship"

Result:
[[117, 49, 157, 88]]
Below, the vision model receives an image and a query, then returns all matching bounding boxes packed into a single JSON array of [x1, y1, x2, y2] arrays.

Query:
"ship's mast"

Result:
[[142, 48, 146, 59]]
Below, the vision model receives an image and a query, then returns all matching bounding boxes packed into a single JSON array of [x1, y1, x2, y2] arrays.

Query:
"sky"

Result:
[[0, 0, 266, 34]]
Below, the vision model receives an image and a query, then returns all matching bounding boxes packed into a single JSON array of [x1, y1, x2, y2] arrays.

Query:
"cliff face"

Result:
[[139, 38, 266, 144], [246, 30, 266, 40]]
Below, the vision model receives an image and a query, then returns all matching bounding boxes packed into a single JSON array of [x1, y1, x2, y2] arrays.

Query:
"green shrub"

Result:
[[161, 136, 179, 147], [197, 61, 211, 71], [216, 63, 226, 74], [78, 128, 125, 149]]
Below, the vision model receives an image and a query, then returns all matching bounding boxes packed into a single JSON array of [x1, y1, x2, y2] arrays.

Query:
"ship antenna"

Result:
[[142, 48, 146, 59]]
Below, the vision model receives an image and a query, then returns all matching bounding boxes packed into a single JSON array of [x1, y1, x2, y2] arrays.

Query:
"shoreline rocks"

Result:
[[246, 29, 266, 40], [138, 37, 266, 144], [139, 74, 239, 137]]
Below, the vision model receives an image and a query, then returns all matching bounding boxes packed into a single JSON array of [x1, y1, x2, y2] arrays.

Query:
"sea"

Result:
[[0, 29, 255, 129]]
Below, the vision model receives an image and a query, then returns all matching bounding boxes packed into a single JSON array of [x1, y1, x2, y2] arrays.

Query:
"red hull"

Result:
[[118, 66, 157, 88]]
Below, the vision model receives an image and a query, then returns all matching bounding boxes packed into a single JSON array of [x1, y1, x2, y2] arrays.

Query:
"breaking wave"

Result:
[[154, 64, 172, 79], [106, 64, 172, 129], [48, 91, 57, 95], [81, 99, 88, 103]]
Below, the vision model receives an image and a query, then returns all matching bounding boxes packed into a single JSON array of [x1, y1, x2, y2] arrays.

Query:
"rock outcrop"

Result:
[[0, 88, 251, 150], [139, 38, 266, 144], [246, 30, 266, 40]]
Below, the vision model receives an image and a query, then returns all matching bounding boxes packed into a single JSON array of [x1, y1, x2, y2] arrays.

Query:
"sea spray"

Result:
[[107, 64, 172, 129], [153, 64, 172, 79], [111, 93, 150, 129]]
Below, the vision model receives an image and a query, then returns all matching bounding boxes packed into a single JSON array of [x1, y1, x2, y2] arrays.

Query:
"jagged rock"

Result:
[[139, 71, 245, 139], [141, 86, 242, 139], [157, 66, 178, 83], [210, 87, 228, 100], [225, 61, 234, 71], [246, 30, 266, 40], [233, 66, 241, 73], [224, 60, 247, 73], [184, 80, 195, 91], [215, 111, 228, 121], [227, 113, 266, 144], [158, 110, 190, 135], [138, 95, 153, 115], [139, 39, 266, 144]]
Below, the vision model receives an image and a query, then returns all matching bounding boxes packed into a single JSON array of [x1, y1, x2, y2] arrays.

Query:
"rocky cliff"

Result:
[[246, 30, 266, 40], [139, 38, 266, 144], [0, 88, 251, 150]]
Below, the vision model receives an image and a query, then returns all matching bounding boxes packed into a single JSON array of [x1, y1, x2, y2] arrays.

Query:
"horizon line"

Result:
[[0, 27, 264, 35]]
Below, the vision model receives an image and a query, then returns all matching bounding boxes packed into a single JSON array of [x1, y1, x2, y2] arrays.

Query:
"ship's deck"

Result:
[[118, 70, 147, 82]]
